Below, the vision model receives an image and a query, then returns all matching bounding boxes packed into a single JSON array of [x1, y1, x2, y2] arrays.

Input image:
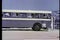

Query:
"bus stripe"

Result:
[[2, 18, 51, 21]]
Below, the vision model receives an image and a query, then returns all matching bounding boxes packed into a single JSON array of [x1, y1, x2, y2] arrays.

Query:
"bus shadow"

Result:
[[2, 28, 48, 31]]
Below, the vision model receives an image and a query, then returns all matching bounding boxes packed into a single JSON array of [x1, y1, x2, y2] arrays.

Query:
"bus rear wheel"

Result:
[[32, 23, 42, 31]]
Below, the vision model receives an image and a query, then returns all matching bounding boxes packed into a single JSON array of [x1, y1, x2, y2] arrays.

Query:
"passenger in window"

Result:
[[5, 13, 10, 16], [43, 14, 46, 19], [31, 14, 34, 18], [16, 13, 18, 16], [43, 14, 45, 16]]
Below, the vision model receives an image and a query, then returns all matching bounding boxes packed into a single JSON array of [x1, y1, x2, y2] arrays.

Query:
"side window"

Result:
[[43, 14, 45, 16], [3, 12, 11, 18], [12, 13, 18, 17], [48, 14, 51, 19], [31, 13, 39, 18], [42, 14, 51, 19], [31, 13, 34, 18], [16, 13, 18, 16], [39, 13, 46, 19], [5, 13, 10, 16], [27, 13, 32, 18], [39, 13, 43, 18], [34, 13, 39, 18], [19, 13, 27, 18], [2, 12, 12, 18], [43, 14, 47, 18], [12, 13, 16, 17], [39, 13, 49, 19]]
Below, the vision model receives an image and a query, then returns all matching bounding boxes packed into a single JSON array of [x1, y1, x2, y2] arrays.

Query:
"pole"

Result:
[[51, 16, 54, 30]]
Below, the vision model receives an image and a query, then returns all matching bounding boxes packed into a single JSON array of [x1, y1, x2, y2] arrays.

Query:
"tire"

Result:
[[32, 23, 42, 31]]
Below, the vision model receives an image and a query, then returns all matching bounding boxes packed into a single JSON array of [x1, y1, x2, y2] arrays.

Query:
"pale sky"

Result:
[[2, 0, 59, 11]]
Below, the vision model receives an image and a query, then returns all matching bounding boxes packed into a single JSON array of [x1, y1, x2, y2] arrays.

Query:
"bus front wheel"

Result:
[[32, 23, 42, 31]]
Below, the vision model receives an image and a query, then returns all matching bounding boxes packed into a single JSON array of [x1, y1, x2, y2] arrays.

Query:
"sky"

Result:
[[2, 0, 59, 11]]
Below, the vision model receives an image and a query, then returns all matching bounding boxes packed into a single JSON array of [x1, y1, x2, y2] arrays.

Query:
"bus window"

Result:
[[16, 13, 18, 16], [44, 14, 51, 19], [12, 13, 19, 17], [48, 14, 51, 19], [5, 13, 10, 16], [2, 12, 5, 17], [2, 12, 11, 18], [39, 13, 43, 18], [31, 14, 34, 18], [40, 14, 45, 19], [43, 14, 48, 19], [43, 14, 45, 16], [31, 13, 39, 18], [37, 13, 51, 19], [12, 13, 16, 17], [27, 13, 32, 18], [39, 13, 49, 19], [19, 13, 27, 18], [5, 13, 11, 17], [35, 13, 39, 18]]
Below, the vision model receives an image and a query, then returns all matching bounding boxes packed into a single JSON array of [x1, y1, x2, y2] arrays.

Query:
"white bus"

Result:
[[2, 9, 52, 31]]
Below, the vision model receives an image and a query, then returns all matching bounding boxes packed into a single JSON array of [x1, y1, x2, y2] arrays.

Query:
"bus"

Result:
[[2, 9, 52, 31]]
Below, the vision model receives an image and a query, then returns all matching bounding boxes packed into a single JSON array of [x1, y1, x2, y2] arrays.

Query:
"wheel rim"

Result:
[[34, 25, 40, 30], [32, 24, 40, 31]]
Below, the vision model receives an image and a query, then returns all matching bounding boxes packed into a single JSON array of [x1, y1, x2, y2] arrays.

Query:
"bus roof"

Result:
[[2, 9, 52, 13]]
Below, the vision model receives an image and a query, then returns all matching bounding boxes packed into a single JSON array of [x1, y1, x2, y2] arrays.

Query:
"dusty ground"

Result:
[[2, 28, 59, 40]]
